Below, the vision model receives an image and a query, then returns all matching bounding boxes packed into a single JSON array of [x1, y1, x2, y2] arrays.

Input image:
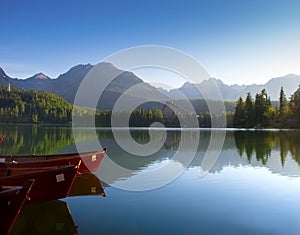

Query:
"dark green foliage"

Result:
[[279, 86, 288, 123], [254, 89, 274, 126], [287, 86, 300, 127], [233, 97, 245, 127], [233, 89, 275, 128], [10, 85, 300, 128], [245, 92, 255, 127], [197, 111, 233, 127], [0, 86, 73, 124], [233, 87, 300, 128], [95, 109, 179, 127]]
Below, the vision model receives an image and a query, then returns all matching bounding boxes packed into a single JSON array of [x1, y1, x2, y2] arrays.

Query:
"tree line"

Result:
[[233, 86, 300, 128], [2, 85, 300, 128], [0, 86, 233, 127]]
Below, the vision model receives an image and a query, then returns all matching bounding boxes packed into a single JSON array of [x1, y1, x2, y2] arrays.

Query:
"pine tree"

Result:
[[233, 97, 245, 127], [245, 92, 255, 127], [279, 87, 288, 124], [289, 85, 300, 126], [254, 89, 273, 126]]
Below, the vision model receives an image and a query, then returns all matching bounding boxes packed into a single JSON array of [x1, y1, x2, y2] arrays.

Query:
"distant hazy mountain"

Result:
[[1, 64, 299, 110], [164, 75, 300, 101], [240, 74, 300, 100], [164, 78, 247, 100]]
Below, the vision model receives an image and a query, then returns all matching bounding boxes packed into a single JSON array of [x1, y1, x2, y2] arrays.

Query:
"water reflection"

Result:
[[68, 173, 106, 197], [2, 125, 300, 234], [96, 128, 300, 187], [234, 130, 300, 167], [1, 125, 300, 179], [0, 125, 74, 155], [10, 200, 78, 235], [10, 173, 106, 235]]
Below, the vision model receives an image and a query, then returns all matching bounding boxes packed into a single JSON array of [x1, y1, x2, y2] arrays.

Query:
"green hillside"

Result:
[[0, 86, 73, 123]]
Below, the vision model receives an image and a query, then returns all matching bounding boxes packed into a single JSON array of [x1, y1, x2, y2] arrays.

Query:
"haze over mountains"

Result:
[[164, 74, 300, 101], [1, 63, 300, 110]]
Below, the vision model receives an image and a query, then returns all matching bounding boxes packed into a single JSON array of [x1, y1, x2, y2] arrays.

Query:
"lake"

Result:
[[2, 124, 300, 235]]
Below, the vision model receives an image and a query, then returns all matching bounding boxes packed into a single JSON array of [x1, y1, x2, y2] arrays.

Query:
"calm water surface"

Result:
[[2, 124, 300, 235]]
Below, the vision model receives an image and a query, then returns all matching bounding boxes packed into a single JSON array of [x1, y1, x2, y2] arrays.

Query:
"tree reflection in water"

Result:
[[234, 130, 300, 167]]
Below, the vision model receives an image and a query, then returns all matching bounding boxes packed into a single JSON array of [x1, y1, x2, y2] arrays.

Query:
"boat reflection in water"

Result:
[[0, 164, 79, 235], [0, 180, 34, 235], [0, 140, 107, 234], [69, 173, 106, 197], [10, 173, 106, 235], [10, 200, 79, 235]]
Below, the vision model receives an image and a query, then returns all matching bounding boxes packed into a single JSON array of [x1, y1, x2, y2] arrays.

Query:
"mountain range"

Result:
[[165, 74, 300, 101], [1, 63, 300, 110]]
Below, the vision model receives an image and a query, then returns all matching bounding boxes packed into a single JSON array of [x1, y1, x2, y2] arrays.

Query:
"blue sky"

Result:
[[1, 0, 300, 87]]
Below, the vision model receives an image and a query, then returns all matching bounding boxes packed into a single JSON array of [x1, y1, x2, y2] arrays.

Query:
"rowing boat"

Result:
[[0, 163, 79, 203], [0, 148, 107, 175]]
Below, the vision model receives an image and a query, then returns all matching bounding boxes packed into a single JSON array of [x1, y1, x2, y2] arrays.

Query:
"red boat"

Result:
[[0, 163, 79, 203], [0, 166, 64, 177], [0, 148, 107, 175], [0, 179, 34, 235]]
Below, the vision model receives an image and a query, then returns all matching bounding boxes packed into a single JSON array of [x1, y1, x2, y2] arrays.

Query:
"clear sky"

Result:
[[1, 0, 300, 87]]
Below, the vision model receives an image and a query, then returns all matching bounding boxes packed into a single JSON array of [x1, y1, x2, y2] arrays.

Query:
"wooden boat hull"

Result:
[[0, 166, 62, 177], [0, 180, 34, 235], [0, 149, 106, 174], [0, 165, 78, 203]]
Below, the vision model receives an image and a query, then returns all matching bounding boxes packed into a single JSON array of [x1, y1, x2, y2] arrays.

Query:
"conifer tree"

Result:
[[233, 97, 245, 127]]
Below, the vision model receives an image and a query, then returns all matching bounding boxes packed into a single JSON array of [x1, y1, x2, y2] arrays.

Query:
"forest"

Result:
[[233, 86, 300, 128], [0, 86, 233, 127], [0, 86, 73, 124], [1, 85, 300, 128]]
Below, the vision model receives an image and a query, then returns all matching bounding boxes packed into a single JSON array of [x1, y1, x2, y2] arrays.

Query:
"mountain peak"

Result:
[[69, 63, 93, 71], [26, 72, 51, 81], [57, 63, 94, 80], [56, 62, 124, 81], [33, 73, 50, 80], [204, 77, 224, 85]]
